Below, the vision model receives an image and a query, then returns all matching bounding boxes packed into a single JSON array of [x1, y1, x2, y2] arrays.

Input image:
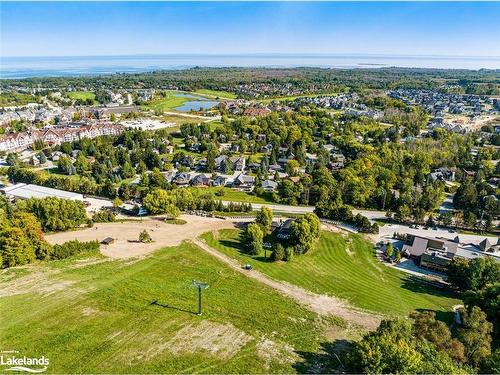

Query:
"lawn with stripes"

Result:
[[0, 241, 336, 374], [200, 229, 460, 317]]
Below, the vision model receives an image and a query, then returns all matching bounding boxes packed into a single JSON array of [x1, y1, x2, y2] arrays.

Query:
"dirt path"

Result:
[[46, 215, 239, 259], [191, 238, 381, 330]]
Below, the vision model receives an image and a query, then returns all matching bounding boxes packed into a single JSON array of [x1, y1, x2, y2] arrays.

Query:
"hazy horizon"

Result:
[[2, 53, 499, 79]]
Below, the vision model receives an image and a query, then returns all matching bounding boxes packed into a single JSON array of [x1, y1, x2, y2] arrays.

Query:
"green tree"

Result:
[[0, 227, 35, 268], [255, 206, 273, 233], [346, 319, 466, 374], [285, 159, 300, 176], [271, 243, 285, 261], [10, 211, 50, 260], [39, 151, 47, 165], [17, 197, 87, 232], [457, 306, 493, 367], [244, 223, 263, 255], [385, 243, 394, 258], [289, 213, 320, 254], [74, 154, 90, 175], [143, 189, 180, 217], [447, 257, 500, 291], [411, 311, 465, 364]]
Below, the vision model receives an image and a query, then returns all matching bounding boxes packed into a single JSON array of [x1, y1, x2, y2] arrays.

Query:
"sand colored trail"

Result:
[[191, 238, 382, 330]]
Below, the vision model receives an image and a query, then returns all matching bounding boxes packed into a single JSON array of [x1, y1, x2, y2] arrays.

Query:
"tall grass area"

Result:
[[0, 242, 335, 373], [201, 230, 460, 317]]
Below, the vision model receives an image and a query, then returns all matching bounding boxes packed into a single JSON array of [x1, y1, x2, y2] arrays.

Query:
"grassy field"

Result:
[[188, 187, 274, 204], [201, 230, 460, 318], [194, 89, 237, 100], [0, 242, 341, 373], [144, 93, 189, 112], [67, 91, 96, 102]]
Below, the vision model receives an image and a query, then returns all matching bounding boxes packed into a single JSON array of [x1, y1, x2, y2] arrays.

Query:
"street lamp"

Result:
[[192, 280, 209, 315]]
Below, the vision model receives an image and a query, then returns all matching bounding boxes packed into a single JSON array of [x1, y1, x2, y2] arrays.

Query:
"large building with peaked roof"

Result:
[[0, 122, 123, 152], [402, 234, 500, 272]]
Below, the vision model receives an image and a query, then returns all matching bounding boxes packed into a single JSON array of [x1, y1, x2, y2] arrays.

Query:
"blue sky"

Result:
[[1, 2, 499, 57]]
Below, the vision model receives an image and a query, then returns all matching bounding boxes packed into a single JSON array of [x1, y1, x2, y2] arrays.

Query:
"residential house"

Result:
[[173, 172, 193, 186], [274, 218, 295, 240], [330, 153, 346, 170], [213, 175, 233, 187], [429, 168, 455, 182], [233, 174, 255, 191], [261, 179, 278, 192], [191, 174, 210, 187]]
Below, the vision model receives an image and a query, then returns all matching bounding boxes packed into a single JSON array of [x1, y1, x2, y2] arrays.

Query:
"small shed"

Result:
[[101, 237, 115, 245]]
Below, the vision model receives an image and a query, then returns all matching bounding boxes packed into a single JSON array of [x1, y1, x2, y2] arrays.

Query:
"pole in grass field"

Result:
[[192, 280, 209, 315]]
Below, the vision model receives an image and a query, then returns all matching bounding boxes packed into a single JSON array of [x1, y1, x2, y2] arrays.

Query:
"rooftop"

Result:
[[0, 183, 83, 201]]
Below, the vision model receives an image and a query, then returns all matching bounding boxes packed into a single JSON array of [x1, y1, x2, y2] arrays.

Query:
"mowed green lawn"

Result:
[[201, 230, 460, 317], [0, 242, 334, 374], [67, 91, 96, 102], [188, 187, 274, 204], [144, 93, 188, 112]]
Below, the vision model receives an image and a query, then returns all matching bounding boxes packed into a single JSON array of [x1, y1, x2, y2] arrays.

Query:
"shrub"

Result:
[[51, 240, 100, 260], [139, 230, 152, 243], [92, 210, 116, 223], [271, 243, 286, 261]]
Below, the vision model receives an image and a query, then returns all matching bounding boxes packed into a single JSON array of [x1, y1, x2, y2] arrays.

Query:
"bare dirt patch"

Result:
[[192, 238, 382, 330], [46, 215, 238, 259], [256, 338, 298, 368], [0, 267, 77, 298], [72, 257, 110, 269], [345, 238, 354, 256], [166, 320, 253, 359]]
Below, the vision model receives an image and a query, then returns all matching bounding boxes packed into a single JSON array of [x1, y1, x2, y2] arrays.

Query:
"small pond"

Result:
[[172, 92, 220, 112], [175, 100, 219, 112]]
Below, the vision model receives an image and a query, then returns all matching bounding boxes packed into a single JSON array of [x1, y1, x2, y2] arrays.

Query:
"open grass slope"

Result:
[[201, 230, 460, 317], [0, 242, 338, 374], [67, 91, 96, 102]]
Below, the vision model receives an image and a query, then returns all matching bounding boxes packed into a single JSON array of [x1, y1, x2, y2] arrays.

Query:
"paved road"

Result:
[[221, 200, 315, 214], [222, 201, 496, 245]]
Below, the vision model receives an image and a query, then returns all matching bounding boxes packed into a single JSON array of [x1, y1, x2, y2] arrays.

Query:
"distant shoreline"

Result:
[[1, 53, 500, 79]]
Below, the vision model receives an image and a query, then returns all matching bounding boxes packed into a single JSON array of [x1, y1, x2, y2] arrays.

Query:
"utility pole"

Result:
[[192, 280, 209, 315]]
